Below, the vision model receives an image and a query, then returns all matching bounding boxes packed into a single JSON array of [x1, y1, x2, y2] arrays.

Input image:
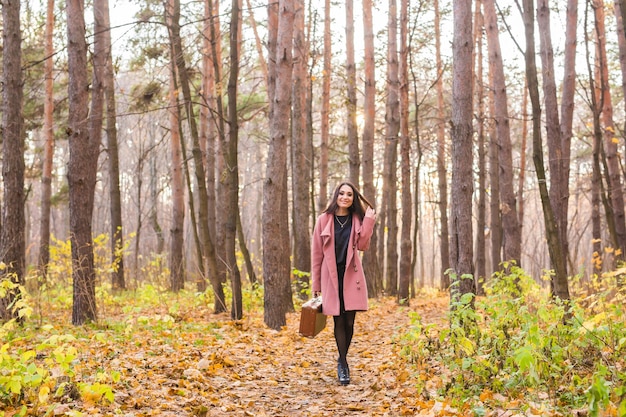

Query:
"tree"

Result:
[[345, 0, 359, 184], [291, 0, 311, 300], [474, 0, 487, 293], [383, 0, 400, 296], [0, 0, 25, 321], [167, 0, 225, 309], [521, 0, 569, 300], [318, 0, 331, 212], [100, 0, 126, 290], [434, 0, 450, 290], [225, 0, 244, 319], [168, 62, 185, 292], [38, 0, 55, 280], [397, 0, 411, 304], [484, 0, 521, 266], [361, 0, 382, 297], [68, 0, 99, 324], [449, 0, 475, 303], [264, 0, 295, 330]]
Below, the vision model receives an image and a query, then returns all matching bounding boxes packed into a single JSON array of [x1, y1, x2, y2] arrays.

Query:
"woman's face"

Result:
[[337, 185, 354, 211]]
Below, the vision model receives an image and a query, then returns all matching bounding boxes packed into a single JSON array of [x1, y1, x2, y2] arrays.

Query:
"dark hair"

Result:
[[323, 181, 375, 220]]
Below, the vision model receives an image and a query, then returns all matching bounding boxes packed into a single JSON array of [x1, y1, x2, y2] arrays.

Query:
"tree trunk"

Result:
[[450, 0, 475, 304], [98, 0, 125, 290], [398, 0, 411, 304], [264, 0, 295, 330], [0, 0, 25, 321], [38, 0, 55, 280], [594, 0, 626, 268], [345, 0, 360, 185], [226, 0, 243, 319], [167, 0, 225, 309], [484, 0, 521, 267], [291, 0, 311, 300], [538, 0, 571, 282], [434, 0, 451, 290], [614, 1, 626, 174], [521, 0, 569, 300], [361, 0, 381, 297], [68, 0, 98, 324], [474, 0, 486, 295], [168, 64, 185, 292], [384, 0, 400, 296], [318, 0, 331, 212]]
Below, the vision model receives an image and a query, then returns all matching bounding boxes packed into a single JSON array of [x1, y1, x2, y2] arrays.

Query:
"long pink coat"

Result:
[[311, 212, 375, 316]]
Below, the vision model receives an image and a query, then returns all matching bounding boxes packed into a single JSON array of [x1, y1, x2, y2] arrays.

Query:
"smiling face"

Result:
[[336, 184, 354, 215]]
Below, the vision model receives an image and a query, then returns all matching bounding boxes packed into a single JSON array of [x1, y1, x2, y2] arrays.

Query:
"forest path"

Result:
[[184, 294, 449, 417], [44, 294, 449, 417]]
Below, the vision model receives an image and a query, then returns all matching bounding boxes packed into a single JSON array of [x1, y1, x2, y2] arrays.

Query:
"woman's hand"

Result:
[[365, 207, 377, 220], [313, 291, 321, 298]]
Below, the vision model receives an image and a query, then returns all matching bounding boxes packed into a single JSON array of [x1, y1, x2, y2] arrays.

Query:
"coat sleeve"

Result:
[[311, 217, 324, 293], [356, 216, 375, 251]]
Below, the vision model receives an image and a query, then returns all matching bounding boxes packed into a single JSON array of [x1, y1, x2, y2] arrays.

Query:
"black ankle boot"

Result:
[[337, 360, 350, 385]]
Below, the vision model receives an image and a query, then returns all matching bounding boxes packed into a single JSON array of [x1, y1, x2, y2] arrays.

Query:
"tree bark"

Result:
[[264, 0, 295, 330], [450, 0, 475, 304], [361, 0, 381, 296], [474, 0, 486, 295], [38, 0, 55, 281], [167, 0, 225, 309], [0, 0, 25, 321], [398, 0, 411, 304], [594, 0, 626, 267], [226, 0, 243, 319], [345, 0, 360, 185], [434, 0, 451, 290], [98, 0, 126, 290], [291, 0, 311, 300], [484, 0, 521, 267], [521, 0, 569, 300], [168, 62, 185, 292], [68, 0, 98, 324], [318, 0, 331, 212], [383, 0, 400, 296]]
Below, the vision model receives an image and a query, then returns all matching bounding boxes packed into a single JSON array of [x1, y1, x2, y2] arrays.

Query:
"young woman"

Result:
[[311, 181, 377, 385]]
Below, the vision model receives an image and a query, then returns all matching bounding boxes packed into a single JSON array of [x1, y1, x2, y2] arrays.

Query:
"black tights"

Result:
[[333, 311, 356, 366]]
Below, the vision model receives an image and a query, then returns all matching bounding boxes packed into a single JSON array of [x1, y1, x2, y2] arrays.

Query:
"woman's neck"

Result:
[[335, 208, 350, 216]]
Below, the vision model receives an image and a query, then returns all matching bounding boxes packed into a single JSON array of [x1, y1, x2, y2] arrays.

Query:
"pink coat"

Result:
[[311, 212, 375, 316]]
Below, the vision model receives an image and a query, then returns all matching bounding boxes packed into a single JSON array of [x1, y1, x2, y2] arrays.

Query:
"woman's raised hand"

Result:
[[365, 207, 377, 220]]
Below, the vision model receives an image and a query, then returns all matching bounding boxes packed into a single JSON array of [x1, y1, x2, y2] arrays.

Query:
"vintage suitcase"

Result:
[[299, 297, 327, 338]]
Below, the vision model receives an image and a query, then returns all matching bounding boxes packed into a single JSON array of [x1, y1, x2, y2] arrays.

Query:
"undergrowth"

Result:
[[399, 265, 626, 416]]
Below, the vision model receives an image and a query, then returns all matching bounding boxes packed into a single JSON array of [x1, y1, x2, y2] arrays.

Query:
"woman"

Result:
[[311, 181, 377, 385]]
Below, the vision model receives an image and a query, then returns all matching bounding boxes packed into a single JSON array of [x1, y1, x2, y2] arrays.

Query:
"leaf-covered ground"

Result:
[[4, 293, 452, 416]]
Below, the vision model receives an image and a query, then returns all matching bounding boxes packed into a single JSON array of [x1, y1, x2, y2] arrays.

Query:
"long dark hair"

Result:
[[323, 181, 375, 220]]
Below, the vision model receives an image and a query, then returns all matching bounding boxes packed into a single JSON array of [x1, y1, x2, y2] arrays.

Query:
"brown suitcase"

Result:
[[299, 297, 327, 338]]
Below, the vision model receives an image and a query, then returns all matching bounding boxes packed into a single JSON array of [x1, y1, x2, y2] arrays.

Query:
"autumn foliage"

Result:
[[1, 240, 626, 416]]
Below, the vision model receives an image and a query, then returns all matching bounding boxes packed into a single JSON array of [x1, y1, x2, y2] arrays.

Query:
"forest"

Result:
[[1, 0, 626, 415]]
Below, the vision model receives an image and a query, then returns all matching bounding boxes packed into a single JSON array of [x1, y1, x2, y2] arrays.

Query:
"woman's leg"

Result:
[[333, 311, 357, 366]]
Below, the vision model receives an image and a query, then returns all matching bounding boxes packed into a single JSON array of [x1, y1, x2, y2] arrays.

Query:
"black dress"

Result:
[[334, 214, 352, 314]]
